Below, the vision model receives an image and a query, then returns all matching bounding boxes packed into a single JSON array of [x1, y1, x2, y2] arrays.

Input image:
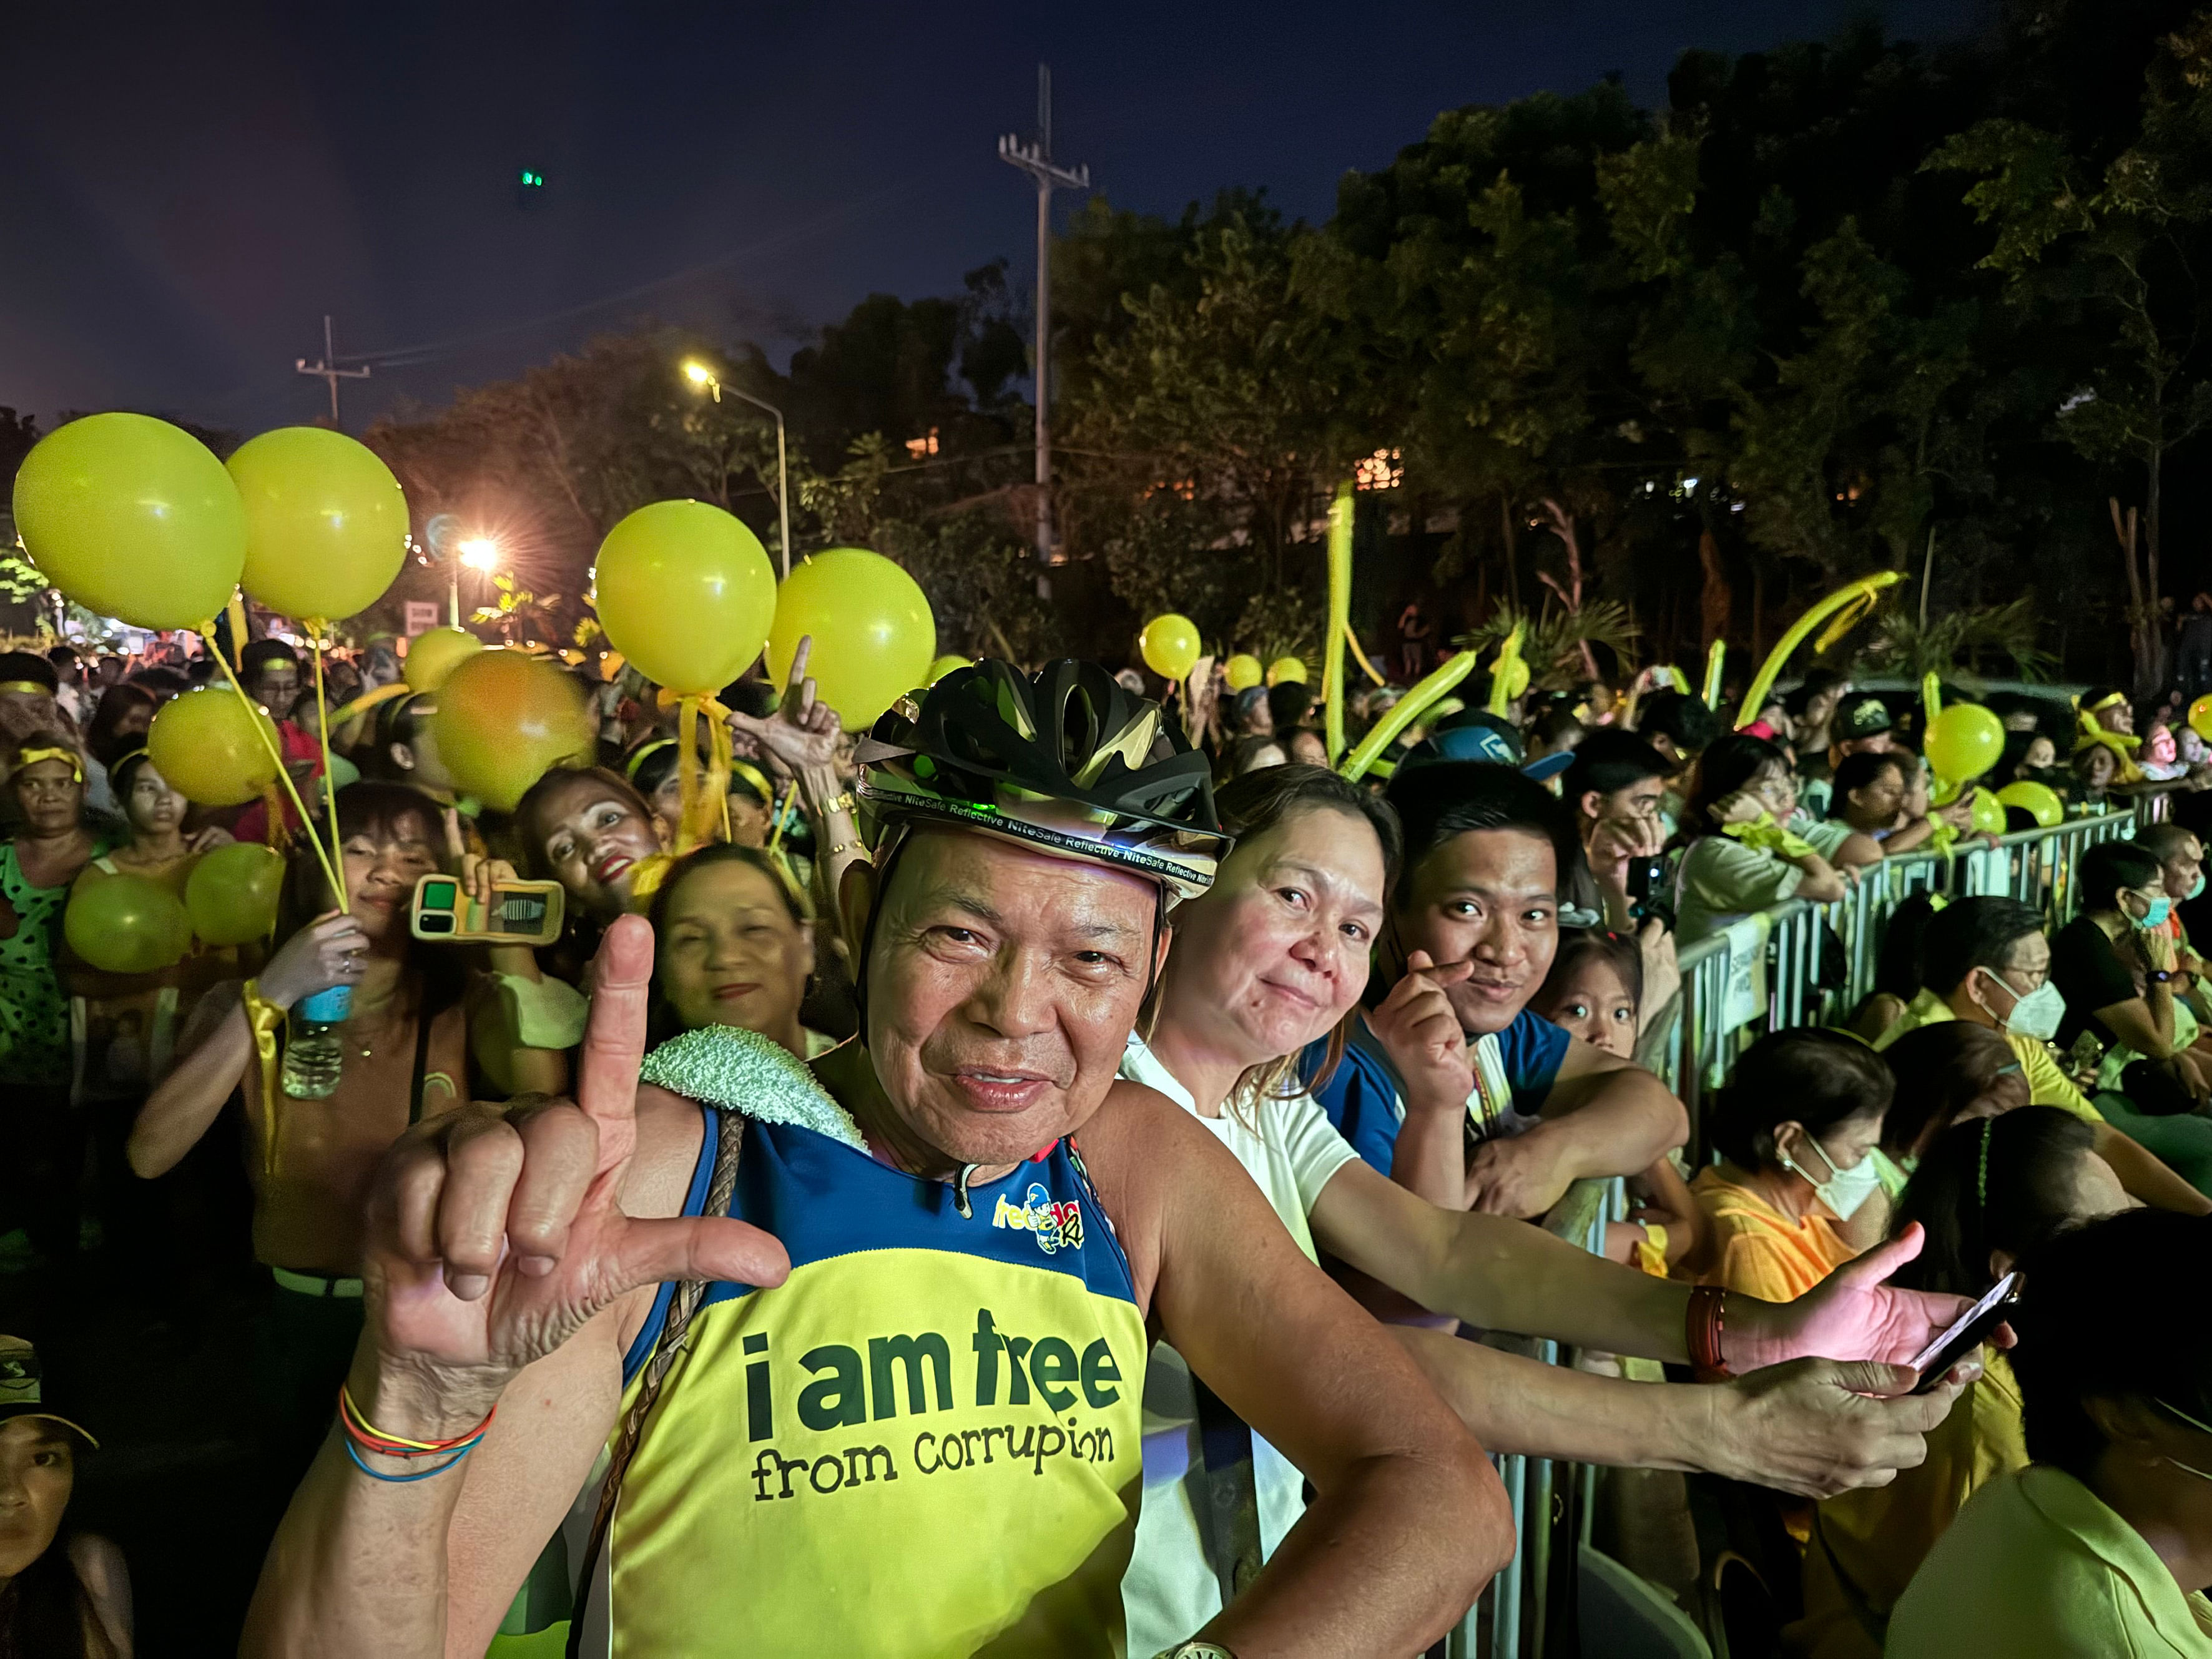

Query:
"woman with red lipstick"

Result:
[[646, 844, 828, 1060], [512, 767, 673, 935]]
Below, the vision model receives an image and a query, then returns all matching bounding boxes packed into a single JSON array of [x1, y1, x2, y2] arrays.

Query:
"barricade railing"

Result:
[[1467, 800, 2156, 1655]]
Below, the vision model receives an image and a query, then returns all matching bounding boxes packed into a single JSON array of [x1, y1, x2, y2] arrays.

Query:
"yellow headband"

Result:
[[2087, 692, 2128, 713], [16, 746, 84, 782], [0, 682, 53, 698]]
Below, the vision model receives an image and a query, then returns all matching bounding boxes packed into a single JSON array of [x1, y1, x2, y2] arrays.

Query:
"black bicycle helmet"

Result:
[[853, 659, 1229, 900]]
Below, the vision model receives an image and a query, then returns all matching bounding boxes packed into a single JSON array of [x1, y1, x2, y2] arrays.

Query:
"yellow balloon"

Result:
[[431, 649, 595, 813], [1969, 785, 2007, 834], [226, 427, 410, 621], [1930, 775, 1964, 807], [1222, 654, 1263, 691], [1925, 704, 2003, 782], [2191, 694, 2212, 743], [767, 548, 937, 731], [66, 873, 192, 975], [1266, 656, 1307, 687], [1997, 779, 2064, 829], [11, 413, 245, 629], [403, 628, 484, 693], [927, 654, 973, 686], [1139, 614, 1202, 681], [147, 687, 283, 807], [185, 841, 286, 947], [594, 500, 778, 693]]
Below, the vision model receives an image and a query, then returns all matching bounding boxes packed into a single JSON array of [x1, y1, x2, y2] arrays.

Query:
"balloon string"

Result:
[[308, 620, 346, 909], [202, 618, 345, 911]]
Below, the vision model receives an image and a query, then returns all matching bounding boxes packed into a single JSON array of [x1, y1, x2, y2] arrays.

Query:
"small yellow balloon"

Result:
[[11, 413, 245, 629], [1925, 704, 2004, 781], [2191, 694, 2212, 742], [767, 548, 937, 731], [66, 873, 192, 975], [594, 500, 778, 693], [1997, 779, 2064, 829], [1266, 656, 1307, 687], [146, 687, 283, 807], [431, 650, 596, 813], [227, 426, 410, 621], [927, 654, 973, 686], [185, 841, 286, 946], [1222, 654, 1263, 691], [1969, 785, 2007, 834], [1930, 775, 1964, 807], [403, 628, 484, 693], [1138, 615, 1202, 681]]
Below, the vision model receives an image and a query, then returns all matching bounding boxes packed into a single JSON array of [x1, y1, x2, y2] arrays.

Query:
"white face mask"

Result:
[[1976, 965, 2067, 1043], [1778, 1131, 1883, 1221]]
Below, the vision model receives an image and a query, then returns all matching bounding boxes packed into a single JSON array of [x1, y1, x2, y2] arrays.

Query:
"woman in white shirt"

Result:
[[1116, 764, 1984, 1651]]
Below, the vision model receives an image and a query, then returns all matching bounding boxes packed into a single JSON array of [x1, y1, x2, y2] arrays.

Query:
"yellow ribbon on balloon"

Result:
[[1733, 572, 1904, 731], [675, 694, 737, 854], [1486, 625, 1527, 718], [1702, 641, 1726, 710], [1322, 482, 1354, 763], [241, 978, 286, 1178], [1341, 650, 1480, 782]]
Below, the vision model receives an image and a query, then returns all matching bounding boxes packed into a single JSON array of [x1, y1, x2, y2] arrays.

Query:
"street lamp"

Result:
[[681, 358, 790, 578], [458, 537, 500, 572]]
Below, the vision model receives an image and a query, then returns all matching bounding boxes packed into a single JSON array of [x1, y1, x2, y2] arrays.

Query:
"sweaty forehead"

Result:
[[890, 827, 1157, 939]]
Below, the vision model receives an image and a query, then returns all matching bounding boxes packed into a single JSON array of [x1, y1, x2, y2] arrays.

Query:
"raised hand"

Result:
[[1367, 950, 1475, 1114], [729, 634, 842, 778], [361, 915, 790, 1421], [1708, 1356, 1975, 1498], [1724, 1222, 2003, 1372], [443, 806, 516, 920], [258, 911, 370, 1010]]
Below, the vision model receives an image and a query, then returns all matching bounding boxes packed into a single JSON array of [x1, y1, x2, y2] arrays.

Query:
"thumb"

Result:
[[1834, 1219, 1924, 1287], [1824, 1359, 1919, 1398], [1405, 948, 1435, 973], [608, 1213, 791, 1299]]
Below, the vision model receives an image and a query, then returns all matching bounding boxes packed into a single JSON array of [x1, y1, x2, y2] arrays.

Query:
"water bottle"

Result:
[[280, 985, 353, 1100]]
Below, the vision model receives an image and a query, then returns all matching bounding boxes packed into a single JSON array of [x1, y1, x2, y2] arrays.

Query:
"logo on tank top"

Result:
[[991, 1183, 1084, 1254]]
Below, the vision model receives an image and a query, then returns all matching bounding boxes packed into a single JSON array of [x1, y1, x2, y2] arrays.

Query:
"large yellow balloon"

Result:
[[226, 427, 410, 621], [594, 501, 778, 693], [767, 548, 937, 731], [185, 842, 286, 946], [147, 688, 283, 807], [431, 650, 595, 813], [1139, 614, 1201, 681], [66, 873, 192, 975], [11, 413, 245, 629], [1997, 779, 2064, 828], [1222, 654, 1263, 692], [1266, 656, 1307, 687], [403, 627, 484, 693], [1925, 704, 2004, 781]]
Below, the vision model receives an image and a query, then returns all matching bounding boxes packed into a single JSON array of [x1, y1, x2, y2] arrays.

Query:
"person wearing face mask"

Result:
[[1794, 1109, 2138, 1659], [1888, 1208, 2212, 1658], [1684, 1030, 1894, 1299], [2139, 823, 2212, 1022], [1875, 896, 2212, 1209], [2051, 841, 2212, 1099]]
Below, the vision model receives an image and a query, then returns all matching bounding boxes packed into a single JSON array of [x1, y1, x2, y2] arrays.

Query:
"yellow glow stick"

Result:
[[1322, 482, 1354, 764], [1341, 650, 1479, 782], [1485, 624, 1526, 717], [1702, 641, 1726, 709], [1733, 572, 1903, 731]]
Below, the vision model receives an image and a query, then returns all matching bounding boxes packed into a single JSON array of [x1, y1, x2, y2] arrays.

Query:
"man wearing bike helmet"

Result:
[[245, 662, 1509, 1658]]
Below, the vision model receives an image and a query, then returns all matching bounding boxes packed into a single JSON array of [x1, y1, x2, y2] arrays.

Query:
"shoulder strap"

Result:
[[1191, 1376, 1264, 1614], [566, 1105, 745, 1659]]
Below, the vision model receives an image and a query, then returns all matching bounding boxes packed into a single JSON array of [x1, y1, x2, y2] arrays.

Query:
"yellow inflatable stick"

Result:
[[1342, 651, 1479, 782], [1343, 623, 1387, 687], [1922, 671, 1942, 727], [1733, 573, 1903, 731], [1702, 641, 1726, 710], [1322, 482, 1354, 763], [1485, 624, 1528, 717]]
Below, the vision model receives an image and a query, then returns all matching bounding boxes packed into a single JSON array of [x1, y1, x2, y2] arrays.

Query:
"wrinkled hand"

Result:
[[1465, 1129, 1575, 1219], [1367, 950, 1475, 1115], [1724, 1223, 1999, 1372], [258, 911, 369, 1010], [361, 916, 790, 1420], [729, 634, 842, 779], [1708, 1357, 1975, 1499]]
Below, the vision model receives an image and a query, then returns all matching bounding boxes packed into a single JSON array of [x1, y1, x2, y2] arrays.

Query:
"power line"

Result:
[[295, 314, 371, 429]]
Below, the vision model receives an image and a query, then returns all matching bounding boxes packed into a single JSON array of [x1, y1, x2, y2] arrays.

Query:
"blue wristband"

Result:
[[343, 1437, 476, 1484]]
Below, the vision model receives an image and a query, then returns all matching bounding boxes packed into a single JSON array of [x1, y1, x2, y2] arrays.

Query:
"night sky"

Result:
[[2, 0, 1988, 436]]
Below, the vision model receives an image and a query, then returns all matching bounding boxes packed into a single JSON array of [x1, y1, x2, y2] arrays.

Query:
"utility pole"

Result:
[[998, 65, 1089, 588], [295, 315, 371, 430]]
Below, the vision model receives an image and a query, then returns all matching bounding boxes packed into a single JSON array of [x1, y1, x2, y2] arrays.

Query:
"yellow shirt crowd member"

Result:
[[1680, 1167, 1859, 1302], [1788, 1353, 2027, 1658], [1872, 988, 2105, 1125]]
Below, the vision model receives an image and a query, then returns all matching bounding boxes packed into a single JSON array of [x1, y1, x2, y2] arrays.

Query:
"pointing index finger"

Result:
[[578, 914, 655, 1140]]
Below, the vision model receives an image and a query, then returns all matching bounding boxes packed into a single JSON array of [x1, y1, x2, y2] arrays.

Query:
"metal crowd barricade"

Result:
[[1460, 803, 2158, 1656]]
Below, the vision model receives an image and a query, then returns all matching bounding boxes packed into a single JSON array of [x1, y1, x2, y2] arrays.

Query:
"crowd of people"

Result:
[[3, 628, 2212, 1657]]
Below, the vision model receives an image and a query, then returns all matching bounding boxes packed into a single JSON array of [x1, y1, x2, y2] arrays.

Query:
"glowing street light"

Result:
[[458, 537, 500, 572], [679, 358, 790, 578]]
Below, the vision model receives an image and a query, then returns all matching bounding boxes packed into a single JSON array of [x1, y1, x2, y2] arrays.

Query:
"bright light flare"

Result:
[[682, 360, 716, 387], [458, 538, 500, 571]]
